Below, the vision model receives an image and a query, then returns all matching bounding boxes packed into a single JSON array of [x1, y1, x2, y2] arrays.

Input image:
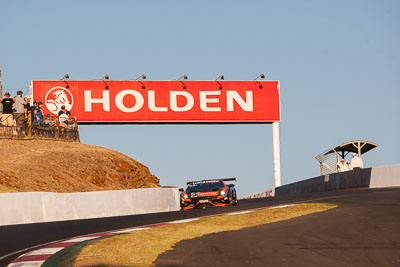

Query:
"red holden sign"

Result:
[[31, 80, 280, 123]]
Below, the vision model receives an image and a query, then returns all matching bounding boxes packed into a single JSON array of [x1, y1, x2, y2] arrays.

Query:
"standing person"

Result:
[[34, 102, 44, 126], [337, 158, 348, 172], [351, 153, 364, 169], [24, 96, 31, 121], [13, 91, 25, 134], [31, 101, 38, 123], [0, 92, 15, 134], [23, 96, 31, 135], [346, 160, 352, 171]]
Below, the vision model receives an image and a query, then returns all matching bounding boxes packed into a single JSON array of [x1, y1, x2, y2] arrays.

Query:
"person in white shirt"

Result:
[[337, 158, 348, 172], [351, 153, 363, 169], [346, 160, 352, 171]]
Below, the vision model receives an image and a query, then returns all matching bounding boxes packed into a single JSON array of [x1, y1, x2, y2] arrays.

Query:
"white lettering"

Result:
[[170, 91, 194, 112], [148, 91, 168, 112], [200, 91, 221, 112], [115, 90, 144, 112], [226, 91, 253, 112], [84, 90, 110, 112]]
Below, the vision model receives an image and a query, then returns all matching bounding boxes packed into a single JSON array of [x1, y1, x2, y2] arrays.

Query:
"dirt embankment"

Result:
[[0, 139, 159, 193]]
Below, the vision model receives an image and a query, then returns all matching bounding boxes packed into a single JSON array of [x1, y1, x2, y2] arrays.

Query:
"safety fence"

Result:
[[0, 112, 80, 142], [315, 151, 339, 175]]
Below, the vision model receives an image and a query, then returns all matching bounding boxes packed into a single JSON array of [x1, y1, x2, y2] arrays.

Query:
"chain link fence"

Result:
[[315, 151, 339, 175]]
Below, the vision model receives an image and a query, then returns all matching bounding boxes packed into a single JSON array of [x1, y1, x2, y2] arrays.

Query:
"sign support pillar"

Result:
[[272, 121, 282, 188], [0, 69, 3, 97]]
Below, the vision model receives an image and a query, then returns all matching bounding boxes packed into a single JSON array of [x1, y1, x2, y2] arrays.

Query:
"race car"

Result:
[[180, 178, 237, 210]]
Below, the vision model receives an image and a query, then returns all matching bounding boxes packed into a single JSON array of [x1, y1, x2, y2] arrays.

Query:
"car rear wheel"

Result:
[[229, 191, 237, 206]]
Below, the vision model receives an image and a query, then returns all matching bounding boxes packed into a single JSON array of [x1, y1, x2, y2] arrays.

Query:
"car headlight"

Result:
[[220, 190, 225, 196], [183, 193, 188, 199]]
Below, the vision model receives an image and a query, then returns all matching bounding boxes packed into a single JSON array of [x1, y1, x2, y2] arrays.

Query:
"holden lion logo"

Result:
[[45, 87, 74, 114]]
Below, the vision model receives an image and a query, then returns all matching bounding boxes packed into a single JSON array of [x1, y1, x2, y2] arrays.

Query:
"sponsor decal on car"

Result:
[[195, 192, 219, 197]]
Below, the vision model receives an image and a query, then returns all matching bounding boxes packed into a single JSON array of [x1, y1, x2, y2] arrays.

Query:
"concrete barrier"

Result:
[[275, 165, 400, 196], [370, 165, 400, 188], [240, 189, 274, 200], [0, 188, 181, 226]]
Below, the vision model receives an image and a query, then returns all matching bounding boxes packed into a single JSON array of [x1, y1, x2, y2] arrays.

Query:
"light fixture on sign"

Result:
[[254, 74, 265, 88], [134, 74, 146, 81], [215, 75, 224, 90], [102, 74, 110, 89], [215, 75, 224, 81], [134, 74, 146, 89], [60, 74, 70, 81], [60, 74, 70, 88], [177, 74, 188, 89]]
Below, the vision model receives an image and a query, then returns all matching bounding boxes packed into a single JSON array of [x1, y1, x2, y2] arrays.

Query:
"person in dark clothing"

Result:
[[31, 101, 38, 125], [34, 102, 44, 126], [58, 105, 66, 116], [24, 96, 31, 121], [0, 92, 15, 128]]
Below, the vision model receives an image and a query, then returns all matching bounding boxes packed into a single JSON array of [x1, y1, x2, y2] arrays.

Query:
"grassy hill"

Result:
[[0, 139, 159, 193]]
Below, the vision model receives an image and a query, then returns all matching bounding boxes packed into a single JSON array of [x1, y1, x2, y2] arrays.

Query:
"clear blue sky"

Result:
[[1, 0, 399, 196]]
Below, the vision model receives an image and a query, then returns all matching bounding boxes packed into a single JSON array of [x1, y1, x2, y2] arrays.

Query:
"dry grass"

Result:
[[0, 139, 159, 193], [73, 203, 336, 266]]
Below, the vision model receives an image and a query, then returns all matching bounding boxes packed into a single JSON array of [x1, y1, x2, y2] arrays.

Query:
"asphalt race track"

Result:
[[0, 191, 332, 266], [1, 188, 399, 266], [156, 188, 400, 267]]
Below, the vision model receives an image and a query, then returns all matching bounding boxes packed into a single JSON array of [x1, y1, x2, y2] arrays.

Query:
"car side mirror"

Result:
[[179, 188, 184, 192]]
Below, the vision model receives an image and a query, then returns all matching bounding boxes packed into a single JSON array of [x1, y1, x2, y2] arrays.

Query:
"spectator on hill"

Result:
[[34, 102, 44, 126], [31, 101, 38, 123], [58, 105, 66, 116], [44, 114, 56, 127], [59, 111, 73, 129], [0, 92, 15, 132], [24, 96, 31, 121], [13, 91, 25, 134], [337, 158, 348, 172], [351, 153, 363, 169]]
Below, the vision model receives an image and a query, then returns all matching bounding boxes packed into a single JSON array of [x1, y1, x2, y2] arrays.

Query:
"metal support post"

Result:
[[272, 122, 282, 188], [0, 69, 3, 97]]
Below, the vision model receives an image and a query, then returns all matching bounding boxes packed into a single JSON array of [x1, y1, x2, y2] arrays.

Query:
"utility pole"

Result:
[[0, 69, 3, 97]]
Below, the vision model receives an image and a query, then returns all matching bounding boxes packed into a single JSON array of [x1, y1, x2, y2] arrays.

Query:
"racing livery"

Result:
[[180, 178, 237, 210]]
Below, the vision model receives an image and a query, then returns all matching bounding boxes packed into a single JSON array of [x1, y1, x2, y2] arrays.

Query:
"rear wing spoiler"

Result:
[[186, 177, 236, 185]]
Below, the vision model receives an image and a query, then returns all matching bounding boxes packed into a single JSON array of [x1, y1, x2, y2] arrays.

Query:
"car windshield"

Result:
[[186, 181, 224, 193]]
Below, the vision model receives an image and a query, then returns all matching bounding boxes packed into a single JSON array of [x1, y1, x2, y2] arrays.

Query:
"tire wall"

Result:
[[0, 188, 181, 226]]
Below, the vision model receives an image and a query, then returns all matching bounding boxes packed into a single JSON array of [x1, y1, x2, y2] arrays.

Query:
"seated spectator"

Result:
[[44, 114, 56, 127], [59, 111, 72, 129], [58, 105, 66, 116]]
